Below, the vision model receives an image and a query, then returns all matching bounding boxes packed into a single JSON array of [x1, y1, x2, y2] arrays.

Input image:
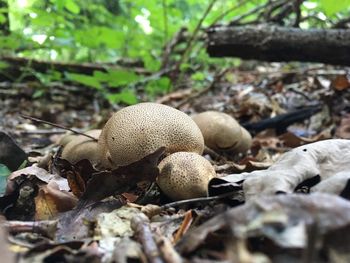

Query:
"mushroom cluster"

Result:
[[97, 102, 204, 169], [192, 111, 252, 154], [59, 103, 223, 200]]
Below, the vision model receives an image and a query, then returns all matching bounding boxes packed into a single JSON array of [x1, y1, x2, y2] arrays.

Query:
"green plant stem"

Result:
[[175, 0, 218, 86], [162, 0, 168, 45]]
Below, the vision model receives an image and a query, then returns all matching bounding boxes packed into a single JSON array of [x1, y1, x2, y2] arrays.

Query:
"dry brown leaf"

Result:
[[332, 75, 350, 91], [177, 193, 350, 256], [35, 182, 78, 220], [336, 114, 350, 139], [173, 210, 193, 243], [35, 185, 58, 220]]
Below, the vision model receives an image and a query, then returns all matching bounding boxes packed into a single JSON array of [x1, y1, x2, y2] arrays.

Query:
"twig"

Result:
[[263, 0, 289, 22], [293, 0, 304, 27], [20, 114, 98, 141], [175, 0, 218, 85], [3, 220, 57, 239], [154, 231, 183, 263], [175, 68, 229, 109], [161, 191, 236, 210], [162, 0, 168, 45], [161, 28, 187, 70], [229, 1, 270, 25], [209, 0, 250, 27], [204, 145, 227, 162], [131, 214, 164, 263], [20, 129, 67, 135], [332, 16, 350, 29]]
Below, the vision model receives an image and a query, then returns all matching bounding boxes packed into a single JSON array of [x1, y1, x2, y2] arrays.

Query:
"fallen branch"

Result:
[[207, 25, 350, 66]]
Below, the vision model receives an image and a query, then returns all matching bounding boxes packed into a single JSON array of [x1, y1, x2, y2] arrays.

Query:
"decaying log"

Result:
[[207, 25, 350, 66]]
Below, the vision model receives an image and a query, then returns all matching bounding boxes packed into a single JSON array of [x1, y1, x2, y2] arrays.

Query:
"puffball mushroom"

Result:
[[97, 103, 204, 169], [192, 111, 252, 153], [157, 152, 216, 200], [61, 129, 101, 165], [58, 133, 76, 147]]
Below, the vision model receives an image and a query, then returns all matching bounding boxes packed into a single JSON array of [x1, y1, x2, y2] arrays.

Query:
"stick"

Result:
[[20, 114, 98, 141], [131, 214, 164, 263], [161, 191, 236, 210], [3, 220, 57, 239]]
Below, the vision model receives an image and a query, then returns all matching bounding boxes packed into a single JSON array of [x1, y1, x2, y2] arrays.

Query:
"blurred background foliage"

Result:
[[1, 0, 349, 104]]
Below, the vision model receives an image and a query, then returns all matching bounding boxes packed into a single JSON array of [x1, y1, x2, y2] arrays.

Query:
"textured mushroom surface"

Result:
[[61, 129, 101, 165], [98, 103, 204, 169], [157, 152, 216, 200], [192, 111, 252, 153]]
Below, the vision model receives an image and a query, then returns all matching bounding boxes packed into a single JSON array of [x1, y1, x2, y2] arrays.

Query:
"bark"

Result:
[[207, 25, 350, 66]]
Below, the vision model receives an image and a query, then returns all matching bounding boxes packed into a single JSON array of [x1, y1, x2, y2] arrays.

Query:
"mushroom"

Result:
[[192, 111, 252, 153], [97, 103, 204, 169], [61, 129, 101, 165], [157, 152, 216, 200], [58, 133, 77, 147]]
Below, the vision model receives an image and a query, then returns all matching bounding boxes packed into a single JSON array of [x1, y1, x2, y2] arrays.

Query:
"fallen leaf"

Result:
[[336, 114, 350, 139], [177, 193, 350, 257], [332, 75, 350, 91], [35, 182, 78, 220], [215, 139, 350, 200], [0, 132, 27, 171]]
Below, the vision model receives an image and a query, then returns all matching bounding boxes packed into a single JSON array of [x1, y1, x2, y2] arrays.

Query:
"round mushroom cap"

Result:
[[192, 111, 252, 153], [61, 129, 101, 165], [232, 127, 252, 153], [98, 103, 204, 169], [58, 133, 77, 146], [157, 152, 216, 200]]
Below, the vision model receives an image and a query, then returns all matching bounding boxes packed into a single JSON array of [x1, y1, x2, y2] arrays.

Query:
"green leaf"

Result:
[[106, 90, 138, 105], [145, 77, 171, 97], [65, 0, 80, 14], [0, 14, 6, 24], [191, 72, 205, 81], [107, 69, 140, 87], [0, 61, 9, 70], [0, 164, 11, 196], [66, 73, 102, 90], [319, 0, 350, 16]]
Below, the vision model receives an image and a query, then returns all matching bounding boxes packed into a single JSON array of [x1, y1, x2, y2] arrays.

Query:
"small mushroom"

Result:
[[61, 129, 101, 165], [192, 111, 252, 153], [157, 152, 216, 200], [97, 103, 204, 169], [58, 133, 77, 147]]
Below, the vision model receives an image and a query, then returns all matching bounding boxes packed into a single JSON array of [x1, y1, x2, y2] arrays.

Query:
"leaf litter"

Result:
[[1, 63, 350, 262]]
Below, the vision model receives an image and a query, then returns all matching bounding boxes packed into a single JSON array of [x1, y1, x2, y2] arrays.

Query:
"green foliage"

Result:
[[145, 77, 171, 97], [2, 0, 349, 104], [66, 72, 103, 90], [106, 89, 138, 105], [0, 164, 11, 196], [319, 0, 350, 16]]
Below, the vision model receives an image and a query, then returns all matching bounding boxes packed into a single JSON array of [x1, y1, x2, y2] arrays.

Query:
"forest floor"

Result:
[[1, 62, 350, 262]]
